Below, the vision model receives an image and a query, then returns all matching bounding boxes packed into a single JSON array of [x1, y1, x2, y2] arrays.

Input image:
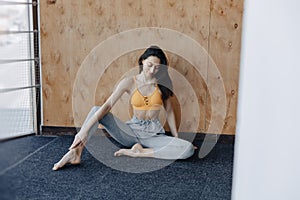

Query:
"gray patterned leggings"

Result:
[[83, 106, 194, 160]]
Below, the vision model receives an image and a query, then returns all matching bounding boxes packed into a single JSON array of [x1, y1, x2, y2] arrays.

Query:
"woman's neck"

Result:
[[141, 72, 156, 83]]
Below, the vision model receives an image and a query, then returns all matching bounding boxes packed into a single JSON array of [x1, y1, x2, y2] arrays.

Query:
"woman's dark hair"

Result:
[[138, 46, 173, 101]]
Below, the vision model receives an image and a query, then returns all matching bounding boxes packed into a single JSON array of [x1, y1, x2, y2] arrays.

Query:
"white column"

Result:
[[232, 0, 300, 199]]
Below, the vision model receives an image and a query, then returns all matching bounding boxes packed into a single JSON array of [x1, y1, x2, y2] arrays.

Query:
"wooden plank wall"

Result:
[[40, 0, 244, 135]]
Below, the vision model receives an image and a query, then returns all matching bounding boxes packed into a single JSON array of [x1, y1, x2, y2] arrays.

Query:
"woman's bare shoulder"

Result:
[[117, 75, 135, 91], [120, 75, 135, 84]]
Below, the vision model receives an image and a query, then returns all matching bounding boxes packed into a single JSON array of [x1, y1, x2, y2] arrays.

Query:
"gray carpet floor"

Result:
[[0, 134, 234, 200]]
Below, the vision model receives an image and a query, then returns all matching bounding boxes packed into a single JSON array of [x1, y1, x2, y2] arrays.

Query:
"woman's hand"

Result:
[[69, 131, 88, 150]]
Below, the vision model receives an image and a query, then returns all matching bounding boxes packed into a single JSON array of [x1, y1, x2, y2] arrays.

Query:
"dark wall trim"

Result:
[[41, 126, 78, 136], [41, 126, 235, 144], [32, 0, 41, 135], [194, 133, 235, 145]]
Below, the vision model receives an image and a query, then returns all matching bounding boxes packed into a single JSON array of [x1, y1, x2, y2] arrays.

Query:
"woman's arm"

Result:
[[164, 98, 178, 138], [69, 77, 132, 149], [83, 77, 132, 129]]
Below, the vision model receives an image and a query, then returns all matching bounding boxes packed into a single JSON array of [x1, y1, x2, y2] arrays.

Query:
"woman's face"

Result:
[[142, 56, 161, 78]]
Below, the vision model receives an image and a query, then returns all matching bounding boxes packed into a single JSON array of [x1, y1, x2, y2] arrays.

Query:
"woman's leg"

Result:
[[99, 112, 139, 147], [114, 136, 194, 160], [53, 106, 138, 170], [139, 135, 195, 160], [53, 106, 101, 170], [52, 143, 84, 170], [114, 143, 154, 158]]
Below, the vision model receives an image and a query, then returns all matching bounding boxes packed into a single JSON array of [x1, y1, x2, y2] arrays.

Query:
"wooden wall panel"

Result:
[[207, 0, 244, 134], [40, 0, 243, 135]]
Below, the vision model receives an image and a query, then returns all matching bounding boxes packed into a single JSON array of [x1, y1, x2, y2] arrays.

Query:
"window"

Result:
[[0, 0, 40, 140]]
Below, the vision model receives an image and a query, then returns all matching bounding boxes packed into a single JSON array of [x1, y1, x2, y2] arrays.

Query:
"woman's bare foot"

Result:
[[52, 148, 82, 171], [114, 143, 143, 157]]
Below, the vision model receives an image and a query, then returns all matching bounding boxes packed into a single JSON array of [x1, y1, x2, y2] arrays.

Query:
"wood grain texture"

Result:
[[40, 0, 243, 134], [207, 0, 244, 134]]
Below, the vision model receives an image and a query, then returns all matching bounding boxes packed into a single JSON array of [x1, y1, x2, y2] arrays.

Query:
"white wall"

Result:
[[232, 0, 300, 200]]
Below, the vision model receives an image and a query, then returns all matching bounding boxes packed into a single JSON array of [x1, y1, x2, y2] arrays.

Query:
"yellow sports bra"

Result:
[[131, 77, 163, 110]]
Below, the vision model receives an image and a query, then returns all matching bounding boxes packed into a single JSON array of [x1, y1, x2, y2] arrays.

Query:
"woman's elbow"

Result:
[[101, 104, 112, 116]]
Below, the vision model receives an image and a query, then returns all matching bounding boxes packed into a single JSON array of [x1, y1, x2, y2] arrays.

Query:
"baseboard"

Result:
[[194, 133, 235, 145], [41, 126, 78, 136], [41, 126, 235, 144]]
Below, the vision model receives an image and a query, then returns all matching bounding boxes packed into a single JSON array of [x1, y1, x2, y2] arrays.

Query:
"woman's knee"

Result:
[[91, 106, 100, 112], [90, 106, 111, 120], [180, 142, 194, 159]]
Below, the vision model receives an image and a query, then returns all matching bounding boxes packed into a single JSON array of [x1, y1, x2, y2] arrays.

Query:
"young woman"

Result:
[[53, 46, 194, 171]]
